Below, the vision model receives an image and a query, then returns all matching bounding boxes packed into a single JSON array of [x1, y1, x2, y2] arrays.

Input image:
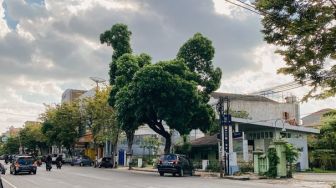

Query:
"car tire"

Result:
[[179, 169, 184, 177], [71, 163, 74, 166], [159, 172, 164, 176], [13, 170, 17, 175], [172, 173, 176, 177], [80, 162, 83, 167]]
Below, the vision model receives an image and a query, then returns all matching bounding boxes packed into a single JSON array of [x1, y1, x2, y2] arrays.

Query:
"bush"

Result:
[[239, 162, 254, 173], [206, 161, 220, 172]]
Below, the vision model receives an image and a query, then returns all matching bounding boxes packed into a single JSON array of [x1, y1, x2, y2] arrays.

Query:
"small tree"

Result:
[[267, 146, 279, 178], [284, 143, 299, 178]]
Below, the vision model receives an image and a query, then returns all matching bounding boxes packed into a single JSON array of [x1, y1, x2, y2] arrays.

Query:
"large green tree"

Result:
[[117, 60, 216, 153], [100, 24, 151, 160], [177, 33, 222, 97], [255, 0, 336, 100]]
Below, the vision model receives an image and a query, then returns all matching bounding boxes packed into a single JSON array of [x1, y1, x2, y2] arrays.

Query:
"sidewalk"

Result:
[[115, 166, 256, 180]]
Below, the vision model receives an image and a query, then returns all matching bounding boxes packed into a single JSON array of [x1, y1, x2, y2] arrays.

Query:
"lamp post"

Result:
[[274, 119, 286, 140]]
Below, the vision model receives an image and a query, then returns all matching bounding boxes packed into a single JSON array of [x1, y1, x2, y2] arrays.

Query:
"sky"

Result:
[[0, 0, 335, 133]]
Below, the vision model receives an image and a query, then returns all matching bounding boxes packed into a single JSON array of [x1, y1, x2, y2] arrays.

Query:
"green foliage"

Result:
[[100, 23, 133, 86], [255, 0, 336, 100], [101, 24, 221, 155], [267, 147, 279, 178], [177, 33, 222, 95], [239, 162, 254, 173], [40, 102, 81, 150], [284, 143, 299, 177], [19, 122, 47, 154], [81, 87, 119, 144], [206, 160, 220, 172], [140, 135, 162, 156], [119, 59, 216, 153], [2, 137, 20, 154]]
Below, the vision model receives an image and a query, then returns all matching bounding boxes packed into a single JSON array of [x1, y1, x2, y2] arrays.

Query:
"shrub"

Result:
[[206, 161, 220, 172]]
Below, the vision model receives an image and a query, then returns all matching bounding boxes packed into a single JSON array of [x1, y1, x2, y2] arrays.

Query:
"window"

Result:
[[260, 132, 265, 139], [265, 132, 269, 139], [256, 133, 260, 139], [269, 132, 273, 138]]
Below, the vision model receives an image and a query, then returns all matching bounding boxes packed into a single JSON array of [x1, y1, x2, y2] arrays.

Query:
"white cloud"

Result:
[[0, 0, 10, 37]]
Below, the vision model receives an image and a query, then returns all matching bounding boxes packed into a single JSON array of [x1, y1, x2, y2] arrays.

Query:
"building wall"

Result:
[[229, 100, 298, 124], [61, 89, 87, 103]]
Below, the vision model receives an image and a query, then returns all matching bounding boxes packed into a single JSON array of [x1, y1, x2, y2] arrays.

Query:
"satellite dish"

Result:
[[89, 77, 106, 83]]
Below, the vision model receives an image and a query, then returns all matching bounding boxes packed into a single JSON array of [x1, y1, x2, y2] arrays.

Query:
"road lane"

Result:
[[0, 163, 323, 188]]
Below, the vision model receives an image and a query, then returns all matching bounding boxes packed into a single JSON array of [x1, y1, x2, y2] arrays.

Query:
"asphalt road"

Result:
[[0, 163, 328, 188]]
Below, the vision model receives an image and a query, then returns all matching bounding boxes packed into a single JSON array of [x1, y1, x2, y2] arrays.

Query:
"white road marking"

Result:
[[2, 177, 18, 188]]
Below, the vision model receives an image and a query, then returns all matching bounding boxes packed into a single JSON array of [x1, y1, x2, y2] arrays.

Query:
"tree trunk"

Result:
[[126, 130, 135, 170], [148, 121, 171, 154], [163, 134, 171, 154]]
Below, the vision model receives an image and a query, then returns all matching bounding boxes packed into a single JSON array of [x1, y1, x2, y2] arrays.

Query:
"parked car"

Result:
[[10, 155, 37, 175], [157, 154, 193, 177], [71, 156, 93, 166], [96, 157, 113, 168]]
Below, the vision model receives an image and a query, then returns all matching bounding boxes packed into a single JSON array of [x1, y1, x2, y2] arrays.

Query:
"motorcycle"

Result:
[[56, 161, 62, 169], [46, 162, 52, 171]]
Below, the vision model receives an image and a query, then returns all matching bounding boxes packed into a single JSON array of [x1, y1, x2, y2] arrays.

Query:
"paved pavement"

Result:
[[0, 163, 334, 188]]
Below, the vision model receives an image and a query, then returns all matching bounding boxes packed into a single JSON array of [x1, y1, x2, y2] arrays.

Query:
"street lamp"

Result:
[[274, 119, 286, 140]]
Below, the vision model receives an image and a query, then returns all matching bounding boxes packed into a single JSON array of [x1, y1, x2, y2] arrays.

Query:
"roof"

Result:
[[190, 134, 218, 147], [211, 92, 277, 103], [302, 108, 334, 128]]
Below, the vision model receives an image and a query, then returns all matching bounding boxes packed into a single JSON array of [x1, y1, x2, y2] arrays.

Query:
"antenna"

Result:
[[89, 77, 106, 90]]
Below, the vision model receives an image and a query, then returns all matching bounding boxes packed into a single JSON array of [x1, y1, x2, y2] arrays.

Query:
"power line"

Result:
[[223, 0, 261, 15]]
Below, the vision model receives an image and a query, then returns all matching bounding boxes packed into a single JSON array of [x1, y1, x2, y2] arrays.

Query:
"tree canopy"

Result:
[[117, 59, 216, 153], [101, 23, 221, 155], [40, 102, 81, 151], [177, 33, 222, 96], [255, 0, 336, 100]]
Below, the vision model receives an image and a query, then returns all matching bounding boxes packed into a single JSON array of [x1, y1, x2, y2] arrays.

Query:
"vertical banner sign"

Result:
[[221, 114, 231, 153]]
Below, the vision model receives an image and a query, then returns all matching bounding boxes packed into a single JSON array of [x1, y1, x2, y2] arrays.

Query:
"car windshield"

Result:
[[160, 154, 177, 161], [17, 157, 34, 165]]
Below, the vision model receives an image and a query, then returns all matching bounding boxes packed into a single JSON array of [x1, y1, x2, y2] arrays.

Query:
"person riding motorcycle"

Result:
[[56, 155, 62, 169], [46, 155, 52, 171]]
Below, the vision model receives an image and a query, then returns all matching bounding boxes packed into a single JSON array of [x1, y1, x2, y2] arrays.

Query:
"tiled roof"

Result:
[[190, 134, 218, 147]]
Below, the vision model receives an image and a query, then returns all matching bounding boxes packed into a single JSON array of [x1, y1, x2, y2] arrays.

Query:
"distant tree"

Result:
[[255, 0, 336, 100], [40, 102, 81, 154], [3, 137, 20, 154], [19, 122, 47, 155], [140, 135, 162, 157], [81, 86, 120, 165]]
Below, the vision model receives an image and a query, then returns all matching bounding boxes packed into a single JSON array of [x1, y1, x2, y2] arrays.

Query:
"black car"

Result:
[[10, 155, 37, 175], [157, 154, 193, 177], [97, 157, 113, 168]]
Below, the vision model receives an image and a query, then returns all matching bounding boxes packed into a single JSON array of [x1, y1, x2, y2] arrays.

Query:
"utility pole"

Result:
[[216, 97, 224, 178], [216, 96, 231, 177]]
